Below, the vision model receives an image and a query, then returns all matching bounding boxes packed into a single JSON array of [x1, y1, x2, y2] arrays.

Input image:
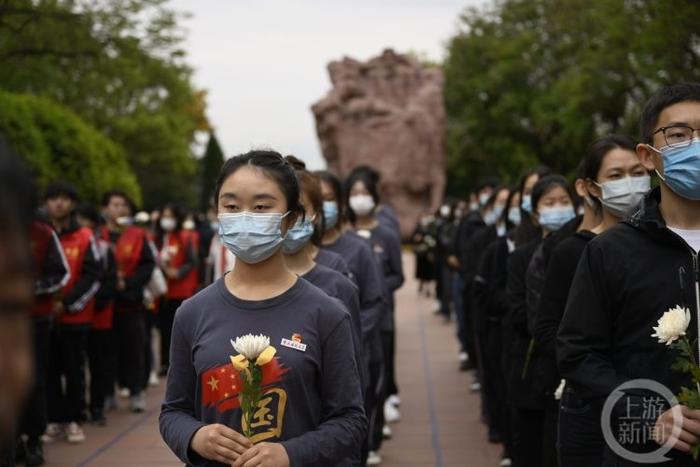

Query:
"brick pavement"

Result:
[[43, 254, 502, 466]]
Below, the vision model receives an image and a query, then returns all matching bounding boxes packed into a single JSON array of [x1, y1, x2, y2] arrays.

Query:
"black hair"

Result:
[[580, 134, 638, 208], [101, 189, 136, 214], [344, 169, 380, 224], [511, 165, 550, 247], [75, 202, 101, 227], [476, 176, 501, 193], [44, 181, 79, 202], [502, 187, 520, 229], [531, 174, 575, 214], [157, 203, 185, 239], [349, 165, 381, 185], [483, 185, 508, 212], [214, 150, 303, 217], [314, 170, 345, 230], [640, 82, 700, 144]]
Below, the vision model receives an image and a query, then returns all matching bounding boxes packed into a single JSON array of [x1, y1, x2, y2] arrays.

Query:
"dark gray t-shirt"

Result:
[[314, 248, 351, 278], [322, 232, 387, 361], [159, 277, 366, 467]]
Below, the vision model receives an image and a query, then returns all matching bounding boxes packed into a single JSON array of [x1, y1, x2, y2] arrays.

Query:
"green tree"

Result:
[[443, 0, 700, 196], [199, 132, 226, 211], [0, 0, 208, 208], [0, 90, 141, 205]]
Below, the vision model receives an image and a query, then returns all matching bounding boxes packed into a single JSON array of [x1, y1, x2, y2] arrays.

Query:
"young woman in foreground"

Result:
[[160, 150, 366, 467]]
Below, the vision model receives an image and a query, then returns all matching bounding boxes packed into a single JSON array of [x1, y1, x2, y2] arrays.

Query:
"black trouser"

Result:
[[382, 329, 398, 397], [511, 404, 558, 467], [482, 319, 508, 443], [558, 388, 604, 467], [143, 312, 155, 386], [158, 298, 184, 371], [47, 325, 88, 423], [460, 282, 478, 368], [88, 329, 115, 418], [19, 318, 51, 441], [367, 358, 386, 452], [114, 307, 146, 396]]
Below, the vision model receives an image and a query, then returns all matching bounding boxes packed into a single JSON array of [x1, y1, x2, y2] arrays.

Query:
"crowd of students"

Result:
[[4, 148, 405, 466], [410, 82, 700, 467], [1, 81, 699, 467]]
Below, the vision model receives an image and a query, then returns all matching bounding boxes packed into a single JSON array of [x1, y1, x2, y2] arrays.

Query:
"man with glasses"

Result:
[[557, 82, 700, 466]]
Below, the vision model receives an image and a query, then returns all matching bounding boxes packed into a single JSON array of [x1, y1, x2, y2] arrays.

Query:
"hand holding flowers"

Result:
[[652, 306, 700, 458]]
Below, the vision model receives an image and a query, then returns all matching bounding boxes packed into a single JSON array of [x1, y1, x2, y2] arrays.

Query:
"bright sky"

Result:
[[169, 0, 485, 169]]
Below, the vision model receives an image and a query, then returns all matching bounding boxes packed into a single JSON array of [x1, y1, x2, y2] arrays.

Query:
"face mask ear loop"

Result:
[[645, 144, 667, 183]]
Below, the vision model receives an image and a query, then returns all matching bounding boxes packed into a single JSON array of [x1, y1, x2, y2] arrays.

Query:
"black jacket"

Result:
[[504, 238, 543, 409], [452, 211, 485, 276], [475, 236, 512, 323], [557, 189, 700, 465], [530, 230, 596, 399]]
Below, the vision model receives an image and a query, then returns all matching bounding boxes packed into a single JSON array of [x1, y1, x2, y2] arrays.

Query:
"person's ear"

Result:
[[532, 210, 541, 228], [637, 143, 661, 175], [574, 178, 589, 199], [282, 211, 299, 235], [585, 178, 601, 200]]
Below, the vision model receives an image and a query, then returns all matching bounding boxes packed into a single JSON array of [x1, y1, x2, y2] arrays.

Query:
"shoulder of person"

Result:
[[297, 278, 351, 328], [587, 222, 640, 255], [175, 280, 221, 322]]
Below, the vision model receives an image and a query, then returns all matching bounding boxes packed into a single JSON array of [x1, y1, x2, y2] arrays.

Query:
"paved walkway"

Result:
[[44, 254, 502, 466]]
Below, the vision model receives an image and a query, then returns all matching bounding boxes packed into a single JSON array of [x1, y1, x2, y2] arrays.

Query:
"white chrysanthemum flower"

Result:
[[651, 306, 691, 346], [554, 379, 566, 400], [230, 334, 270, 360]]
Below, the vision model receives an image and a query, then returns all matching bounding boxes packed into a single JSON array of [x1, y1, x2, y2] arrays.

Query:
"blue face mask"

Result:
[[218, 212, 289, 264], [521, 195, 533, 214], [538, 206, 576, 232], [651, 139, 700, 201], [484, 204, 505, 226], [282, 217, 315, 254], [508, 207, 521, 226], [323, 201, 339, 230]]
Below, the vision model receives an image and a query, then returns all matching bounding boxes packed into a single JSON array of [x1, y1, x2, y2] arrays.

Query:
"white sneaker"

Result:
[[470, 381, 481, 392], [148, 371, 160, 387], [382, 424, 392, 439], [500, 457, 512, 466], [367, 450, 382, 465], [458, 351, 468, 363], [130, 391, 147, 413], [384, 399, 400, 423], [118, 387, 130, 399], [66, 422, 86, 444], [387, 394, 400, 407], [41, 423, 65, 443]]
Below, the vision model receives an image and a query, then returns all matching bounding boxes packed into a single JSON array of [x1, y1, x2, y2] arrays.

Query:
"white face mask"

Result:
[[160, 217, 176, 232], [479, 192, 490, 206], [439, 205, 451, 217], [594, 175, 651, 218], [183, 219, 196, 230], [349, 195, 375, 216]]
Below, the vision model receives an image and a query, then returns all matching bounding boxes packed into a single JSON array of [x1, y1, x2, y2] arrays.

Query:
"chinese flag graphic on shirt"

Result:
[[201, 358, 289, 413]]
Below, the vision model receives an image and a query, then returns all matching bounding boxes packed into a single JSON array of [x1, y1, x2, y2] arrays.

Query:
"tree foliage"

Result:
[[0, 0, 208, 208], [443, 0, 700, 196], [199, 133, 225, 211], [0, 90, 141, 205]]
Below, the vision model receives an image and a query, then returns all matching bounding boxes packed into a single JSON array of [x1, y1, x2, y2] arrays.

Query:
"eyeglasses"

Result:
[[653, 125, 700, 149]]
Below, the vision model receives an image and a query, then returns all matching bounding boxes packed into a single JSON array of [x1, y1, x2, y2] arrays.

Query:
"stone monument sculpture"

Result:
[[311, 49, 446, 239]]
